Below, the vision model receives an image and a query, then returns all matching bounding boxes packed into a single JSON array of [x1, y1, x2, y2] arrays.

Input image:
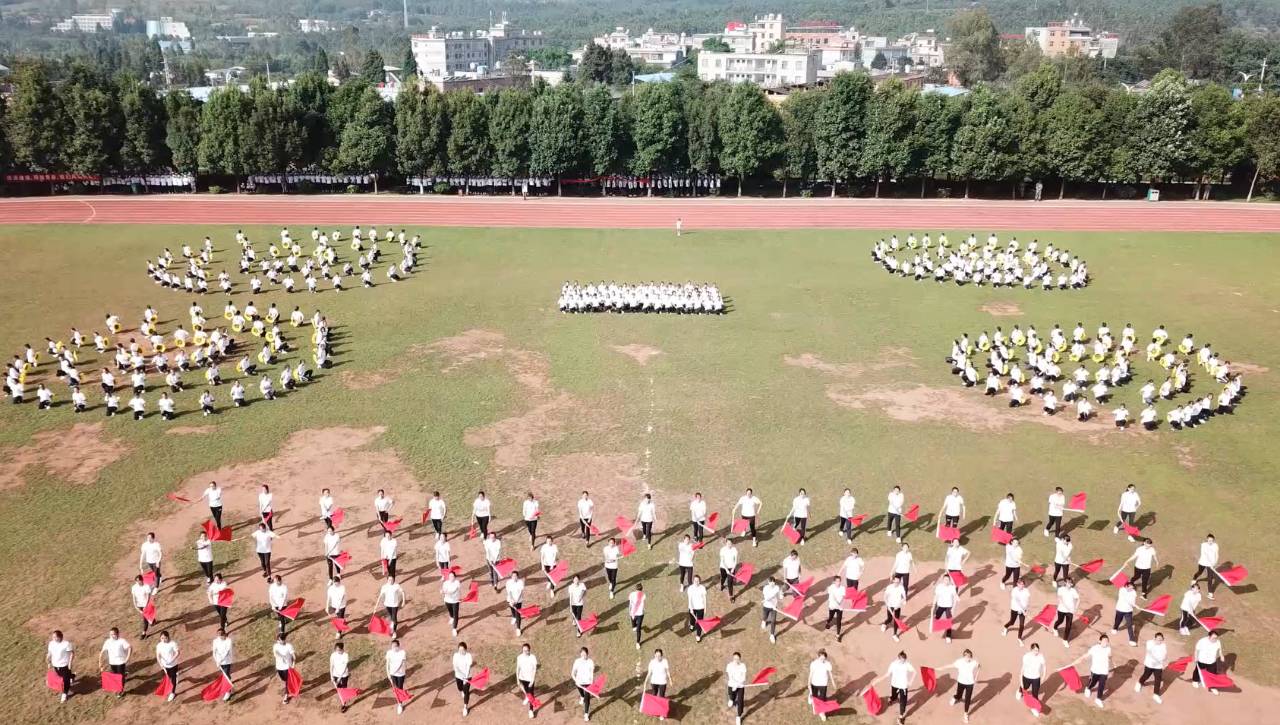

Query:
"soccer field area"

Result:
[[2, 209, 1280, 725]]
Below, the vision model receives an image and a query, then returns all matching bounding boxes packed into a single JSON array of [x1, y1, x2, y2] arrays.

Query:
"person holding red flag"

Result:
[[787, 488, 812, 545], [864, 651, 916, 725], [725, 652, 747, 725], [1192, 631, 1225, 693], [932, 573, 959, 643], [268, 575, 290, 635], [837, 488, 857, 542], [515, 642, 539, 718], [1123, 538, 1159, 599], [200, 481, 224, 529], [1065, 634, 1112, 708], [272, 632, 296, 704], [138, 532, 164, 590], [130, 574, 155, 640], [643, 649, 671, 699], [602, 537, 622, 598], [1194, 534, 1221, 600], [944, 540, 970, 583], [934, 649, 980, 723], [154, 631, 179, 703], [1135, 632, 1168, 703], [539, 536, 561, 594], [427, 491, 447, 537], [841, 548, 865, 590], [886, 486, 906, 543], [719, 539, 740, 600], [637, 494, 657, 549], [1054, 579, 1081, 647], [630, 584, 646, 649], [452, 641, 475, 717], [373, 489, 395, 529], [687, 575, 709, 642], [330, 642, 351, 712], [994, 493, 1018, 538], [375, 575, 406, 637], [1112, 581, 1139, 646], [1113, 485, 1142, 542], [780, 550, 803, 590], [210, 629, 234, 702], [195, 530, 214, 584], [98, 627, 131, 699], [1001, 537, 1024, 589], [323, 523, 342, 580], [1052, 534, 1073, 582], [319, 488, 337, 529], [1044, 487, 1066, 538], [892, 543, 915, 595], [882, 576, 907, 642], [385, 639, 408, 715], [824, 578, 848, 639], [1178, 582, 1204, 635], [207, 574, 230, 629], [941, 487, 966, 529], [568, 575, 589, 635], [1017, 643, 1046, 709], [484, 532, 504, 590], [760, 578, 782, 643], [808, 649, 835, 720], [571, 647, 597, 721], [47, 630, 76, 703], [507, 572, 527, 635], [1003, 578, 1032, 642], [732, 488, 763, 547], [441, 571, 462, 638], [258, 484, 275, 531], [472, 491, 493, 539], [690, 492, 709, 543], [578, 491, 596, 542]]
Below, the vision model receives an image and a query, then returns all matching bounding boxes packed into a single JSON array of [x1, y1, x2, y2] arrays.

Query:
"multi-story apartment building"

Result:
[[1025, 15, 1120, 59], [53, 10, 122, 33], [697, 49, 820, 88], [411, 18, 547, 78]]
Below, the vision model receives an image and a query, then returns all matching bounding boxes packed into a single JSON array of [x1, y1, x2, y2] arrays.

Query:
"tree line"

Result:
[[3, 60, 1280, 200]]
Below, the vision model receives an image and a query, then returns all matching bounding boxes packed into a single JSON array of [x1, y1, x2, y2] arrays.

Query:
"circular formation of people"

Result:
[[45, 481, 1245, 723], [558, 281, 726, 314], [6, 226, 422, 418], [871, 233, 1090, 289], [947, 321, 1246, 430]]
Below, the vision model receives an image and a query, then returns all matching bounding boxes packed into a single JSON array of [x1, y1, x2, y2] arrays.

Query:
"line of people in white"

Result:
[[44, 480, 1239, 723], [873, 234, 1090, 289], [558, 281, 725, 314]]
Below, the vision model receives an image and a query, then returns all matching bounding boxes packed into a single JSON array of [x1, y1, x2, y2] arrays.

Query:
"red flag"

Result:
[[620, 538, 637, 557], [732, 518, 750, 534], [848, 514, 867, 527], [285, 668, 302, 697], [921, 666, 937, 692], [1058, 666, 1083, 692], [439, 564, 462, 577], [101, 671, 124, 693], [990, 527, 1014, 545], [893, 616, 909, 633], [780, 596, 804, 621], [937, 525, 961, 542], [790, 576, 814, 597], [280, 598, 305, 620], [1030, 564, 1046, 574], [334, 551, 351, 570], [214, 525, 232, 542], [696, 616, 722, 634], [420, 510, 429, 525], [578, 612, 600, 634], [331, 508, 345, 527], [368, 615, 392, 636], [1022, 691, 1042, 713], [547, 560, 569, 586], [331, 617, 351, 633], [462, 581, 479, 604], [1198, 615, 1225, 631], [524, 691, 544, 710], [1078, 558, 1105, 574], [589, 522, 601, 536], [336, 686, 360, 705], [142, 598, 156, 624], [862, 688, 883, 715], [263, 511, 273, 524], [905, 504, 920, 522], [845, 588, 869, 611], [639, 693, 670, 718], [517, 605, 542, 618], [1109, 571, 1130, 588], [45, 670, 62, 691], [1141, 594, 1172, 616], [707, 512, 720, 528], [142, 569, 157, 588], [494, 558, 518, 578], [1216, 565, 1249, 587], [1032, 604, 1057, 628], [1066, 492, 1087, 512], [166, 493, 191, 503], [749, 667, 776, 686], [733, 563, 755, 585], [1122, 522, 1141, 538], [383, 517, 403, 533], [467, 523, 478, 540], [534, 509, 542, 518], [932, 617, 953, 633], [392, 687, 413, 704], [216, 588, 235, 607], [468, 668, 490, 690], [586, 674, 606, 696], [615, 516, 634, 532], [812, 697, 839, 715], [201, 674, 233, 701], [782, 521, 802, 545], [154, 673, 173, 697], [1168, 656, 1194, 674], [1199, 669, 1234, 690], [949, 571, 969, 588]]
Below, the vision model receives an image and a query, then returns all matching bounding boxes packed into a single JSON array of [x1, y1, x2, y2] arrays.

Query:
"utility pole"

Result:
[[403, 0, 408, 29], [1261, 58, 1268, 94]]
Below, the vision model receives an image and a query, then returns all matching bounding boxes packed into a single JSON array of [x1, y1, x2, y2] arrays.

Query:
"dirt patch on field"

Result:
[[612, 344, 664, 366], [980, 302, 1024, 317], [340, 329, 555, 395], [0, 422, 129, 491], [1234, 361, 1270, 375], [166, 425, 216, 436], [463, 392, 577, 467], [1173, 443, 1198, 470], [784, 353, 865, 378]]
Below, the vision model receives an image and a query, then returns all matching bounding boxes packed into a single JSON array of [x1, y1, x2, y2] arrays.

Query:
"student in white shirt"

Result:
[[1194, 533, 1221, 599], [994, 493, 1018, 537], [1001, 537, 1024, 588], [882, 577, 907, 641], [689, 492, 708, 543], [322, 524, 342, 580], [522, 492, 541, 548], [1002, 578, 1032, 641], [637, 494, 657, 549], [473, 491, 493, 538], [441, 571, 463, 636], [725, 652, 747, 724], [258, 484, 275, 530], [837, 488, 857, 541], [886, 486, 906, 541], [822, 578, 849, 639], [1192, 631, 1224, 692], [578, 491, 596, 542], [760, 577, 782, 643], [385, 639, 408, 714], [515, 642, 539, 716], [272, 632, 296, 704], [483, 532, 504, 589], [842, 548, 866, 590], [211, 629, 234, 701], [154, 630, 179, 702], [452, 642, 475, 716], [788, 488, 812, 544], [1055, 579, 1081, 646], [643, 649, 671, 699], [892, 543, 915, 593], [540, 537, 560, 592], [808, 649, 835, 719], [1045, 487, 1066, 537], [731, 488, 763, 546], [1179, 582, 1203, 635], [865, 651, 916, 724], [1136, 632, 1168, 703], [1113, 485, 1141, 541], [319, 488, 337, 528], [47, 630, 75, 702], [326, 575, 348, 632], [427, 491, 447, 537], [373, 489, 394, 527], [138, 532, 164, 589], [268, 575, 291, 634], [932, 573, 959, 641], [330, 642, 351, 711], [376, 576, 406, 635], [130, 574, 155, 639], [1018, 643, 1047, 704], [941, 487, 966, 528], [1124, 538, 1159, 598], [629, 583, 647, 648], [98, 627, 132, 698], [1066, 634, 1112, 707], [506, 572, 527, 634], [935, 649, 980, 722], [250, 523, 278, 578], [676, 535, 696, 590], [1112, 582, 1139, 645], [572, 647, 597, 720]]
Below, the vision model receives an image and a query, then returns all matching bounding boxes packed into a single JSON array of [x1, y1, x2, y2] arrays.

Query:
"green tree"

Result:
[[717, 82, 782, 196], [1243, 95, 1280, 200], [530, 84, 585, 195], [685, 82, 727, 185], [401, 45, 418, 77], [1152, 2, 1227, 79], [577, 44, 611, 84], [163, 91, 201, 176], [334, 86, 394, 187], [702, 37, 731, 53], [1099, 88, 1141, 197], [445, 91, 492, 193], [488, 88, 534, 192], [1186, 83, 1246, 198], [394, 83, 428, 181], [244, 79, 305, 175], [59, 65, 121, 175], [814, 71, 872, 196], [870, 51, 888, 70], [775, 89, 822, 196], [312, 47, 331, 75], [198, 85, 251, 179], [529, 47, 573, 70], [861, 78, 920, 197], [950, 85, 1018, 197], [361, 50, 386, 85], [1044, 89, 1107, 198], [5, 63, 68, 172], [118, 76, 169, 172], [0, 97, 9, 177], [286, 72, 333, 168], [947, 9, 1004, 85], [325, 79, 371, 166], [581, 85, 625, 194], [915, 92, 961, 197], [627, 82, 686, 195], [1008, 63, 1063, 188], [1130, 69, 1194, 188]]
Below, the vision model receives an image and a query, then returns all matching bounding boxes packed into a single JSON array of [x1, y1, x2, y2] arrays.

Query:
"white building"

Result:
[[145, 17, 191, 39], [697, 49, 819, 88], [53, 9, 122, 33], [411, 18, 546, 79], [589, 27, 692, 68], [899, 31, 945, 67], [1025, 15, 1119, 59], [298, 19, 333, 34]]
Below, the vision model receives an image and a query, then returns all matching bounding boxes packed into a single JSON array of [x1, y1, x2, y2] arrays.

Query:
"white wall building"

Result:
[[145, 17, 190, 39], [53, 10, 122, 33], [899, 31, 945, 67], [411, 19, 546, 79], [697, 49, 819, 88], [298, 19, 333, 33], [590, 27, 691, 68]]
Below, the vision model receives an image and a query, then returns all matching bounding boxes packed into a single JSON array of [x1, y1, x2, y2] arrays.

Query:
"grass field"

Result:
[[1, 223, 1278, 725]]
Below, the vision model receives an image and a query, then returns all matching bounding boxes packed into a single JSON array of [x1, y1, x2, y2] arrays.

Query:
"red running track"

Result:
[[1, 196, 1278, 231]]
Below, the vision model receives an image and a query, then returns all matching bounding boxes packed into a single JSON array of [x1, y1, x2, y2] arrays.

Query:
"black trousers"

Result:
[[1002, 566, 1020, 584], [389, 674, 404, 690], [446, 602, 460, 628], [54, 665, 73, 694], [577, 686, 593, 715], [934, 606, 953, 638], [894, 572, 910, 592], [109, 663, 126, 690], [689, 607, 705, 636], [385, 605, 399, 630], [1045, 515, 1062, 536], [385, 557, 398, 577], [1088, 673, 1107, 698], [519, 679, 534, 709], [825, 608, 843, 635], [762, 607, 777, 636], [1113, 611, 1135, 642], [1180, 611, 1197, 630], [887, 513, 902, 538], [510, 603, 523, 630], [326, 556, 338, 580], [525, 519, 538, 545], [1005, 610, 1026, 638], [214, 604, 228, 628], [640, 521, 653, 544], [1139, 666, 1164, 694], [1194, 564, 1220, 593], [1116, 511, 1136, 530], [631, 614, 644, 643], [890, 687, 908, 716], [475, 516, 490, 538], [605, 567, 618, 592], [257, 552, 272, 577], [430, 518, 443, 535], [720, 568, 737, 597], [885, 607, 902, 634], [692, 520, 706, 542], [210, 506, 223, 528], [1133, 567, 1152, 596], [1055, 612, 1074, 640], [728, 685, 745, 716], [839, 516, 854, 539], [200, 561, 214, 582], [1019, 676, 1041, 699], [1053, 562, 1070, 581], [678, 565, 693, 588], [580, 518, 593, 540], [649, 684, 667, 697], [809, 684, 828, 701], [743, 516, 758, 540], [1191, 661, 1218, 684], [793, 517, 808, 542], [954, 682, 973, 712], [997, 519, 1014, 534]]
